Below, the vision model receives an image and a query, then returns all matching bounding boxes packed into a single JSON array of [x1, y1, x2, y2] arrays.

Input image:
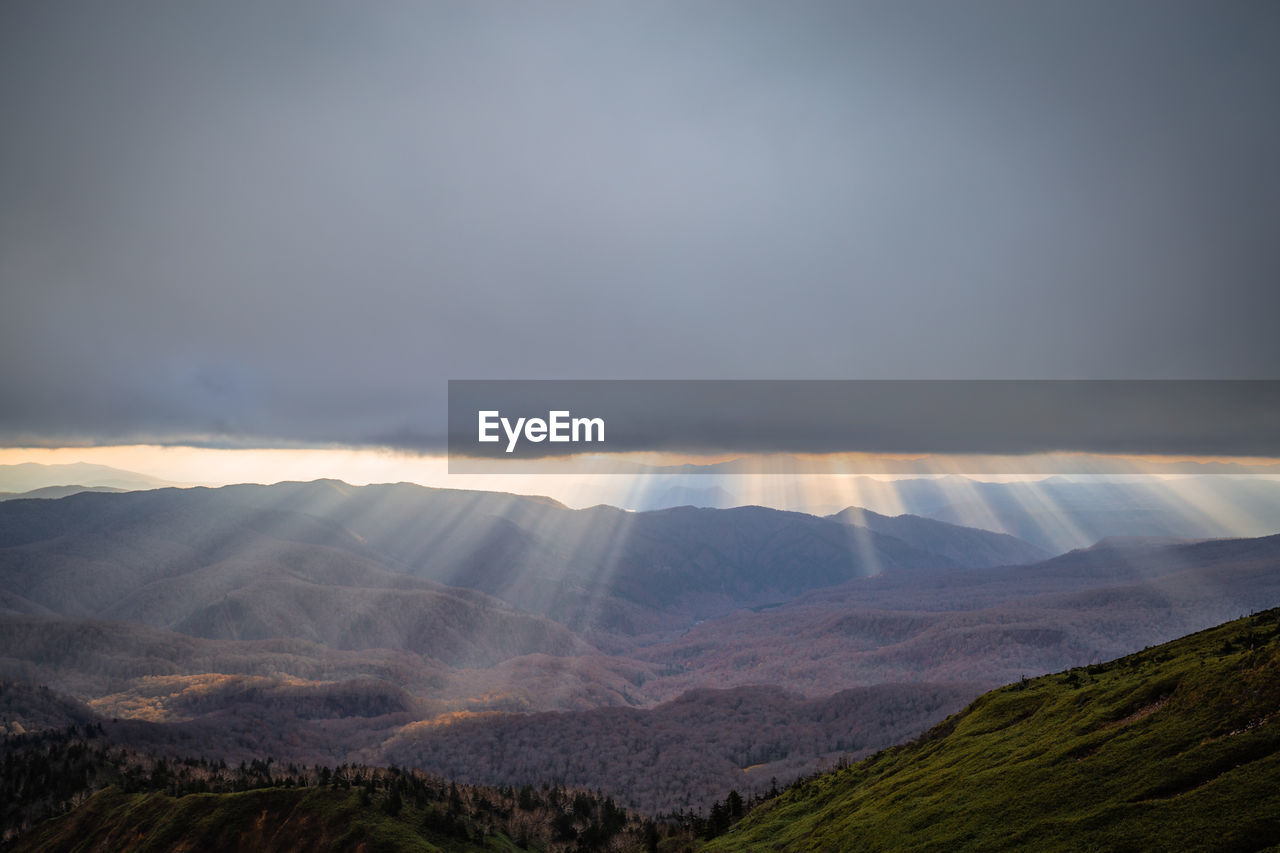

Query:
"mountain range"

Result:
[[1, 478, 1278, 816]]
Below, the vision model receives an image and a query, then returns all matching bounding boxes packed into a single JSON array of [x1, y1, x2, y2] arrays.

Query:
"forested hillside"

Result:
[[1, 729, 670, 851]]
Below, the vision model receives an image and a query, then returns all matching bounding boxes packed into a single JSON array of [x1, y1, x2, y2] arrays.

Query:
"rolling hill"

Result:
[[1, 748, 659, 852], [707, 607, 1280, 851], [10, 788, 461, 853], [383, 682, 980, 813]]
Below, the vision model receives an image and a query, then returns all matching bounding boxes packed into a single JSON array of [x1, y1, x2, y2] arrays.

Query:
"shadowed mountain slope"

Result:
[[828, 505, 1049, 567], [383, 682, 980, 814], [645, 533, 1280, 694], [0, 532, 586, 670], [0, 482, 1048, 639], [218, 482, 975, 626]]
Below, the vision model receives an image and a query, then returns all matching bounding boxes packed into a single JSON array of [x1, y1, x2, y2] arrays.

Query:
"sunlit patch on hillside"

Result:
[[398, 709, 504, 732], [86, 673, 324, 722]]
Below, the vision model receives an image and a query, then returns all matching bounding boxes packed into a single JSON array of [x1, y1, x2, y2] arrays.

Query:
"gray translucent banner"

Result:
[[447, 380, 1280, 474]]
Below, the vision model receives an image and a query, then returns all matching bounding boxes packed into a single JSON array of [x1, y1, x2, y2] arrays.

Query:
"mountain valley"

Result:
[[1, 478, 1278, 824]]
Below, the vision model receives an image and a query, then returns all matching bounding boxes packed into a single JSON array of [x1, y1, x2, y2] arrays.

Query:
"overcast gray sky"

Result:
[[2, 1, 1278, 450]]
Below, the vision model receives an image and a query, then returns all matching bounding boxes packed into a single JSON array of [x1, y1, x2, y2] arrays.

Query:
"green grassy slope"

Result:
[[708, 608, 1280, 852], [9, 786, 517, 853]]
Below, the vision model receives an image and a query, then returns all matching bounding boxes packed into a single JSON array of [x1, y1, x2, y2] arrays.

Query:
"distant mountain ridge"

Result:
[[0, 481, 1049, 640], [827, 505, 1049, 567], [868, 475, 1280, 551], [0, 484, 126, 502], [0, 462, 177, 493]]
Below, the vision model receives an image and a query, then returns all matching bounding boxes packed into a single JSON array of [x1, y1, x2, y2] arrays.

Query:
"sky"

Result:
[[3, 1, 1279, 459]]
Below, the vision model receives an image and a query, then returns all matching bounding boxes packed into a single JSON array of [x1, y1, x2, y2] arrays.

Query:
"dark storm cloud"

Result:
[[2, 1, 1279, 450]]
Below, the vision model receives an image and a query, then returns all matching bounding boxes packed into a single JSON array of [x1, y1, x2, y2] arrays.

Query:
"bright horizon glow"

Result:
[[3, 445, 1280, 486], [3, 444, 1279, 615], [1, 445, 1279, 514]]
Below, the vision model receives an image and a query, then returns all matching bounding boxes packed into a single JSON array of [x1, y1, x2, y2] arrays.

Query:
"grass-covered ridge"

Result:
[[707, 608, 1280, 852], [9, 786, 474, 853]]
